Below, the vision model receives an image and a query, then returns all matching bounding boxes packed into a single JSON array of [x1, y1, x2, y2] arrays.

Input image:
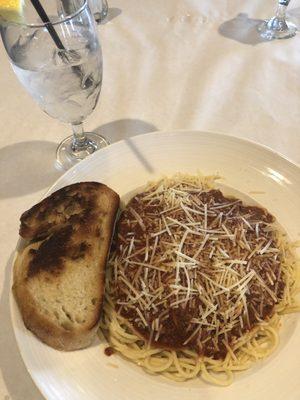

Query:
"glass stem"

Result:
[[276, 0, 290, 20], [71, 123, 88, 151]]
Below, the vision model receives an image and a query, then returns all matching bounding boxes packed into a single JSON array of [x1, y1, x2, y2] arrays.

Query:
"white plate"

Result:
[[10, 131, 300, 400]]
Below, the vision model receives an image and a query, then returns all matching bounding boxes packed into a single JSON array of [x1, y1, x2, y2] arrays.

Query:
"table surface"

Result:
[[1, 1, 300, 399]]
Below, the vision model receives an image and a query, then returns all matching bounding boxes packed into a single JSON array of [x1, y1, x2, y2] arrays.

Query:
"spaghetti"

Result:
[[100, 175, 299, 386]]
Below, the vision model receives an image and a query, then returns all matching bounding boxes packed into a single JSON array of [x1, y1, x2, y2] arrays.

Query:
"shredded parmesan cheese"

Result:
[[110, 176, 285, 359]]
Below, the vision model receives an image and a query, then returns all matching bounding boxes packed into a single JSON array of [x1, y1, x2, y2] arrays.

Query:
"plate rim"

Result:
[[46, 129, 300, 198]]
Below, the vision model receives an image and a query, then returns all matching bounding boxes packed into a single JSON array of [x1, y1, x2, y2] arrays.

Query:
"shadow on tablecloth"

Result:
[[0, 141, 63, 199], [94, 118, 158, 173], [93, 118, 158, 144], [218, 13, 269, 46], [0, 120, 157, 199], [219, 9, 300, 46], [102, 7, 122, 24]]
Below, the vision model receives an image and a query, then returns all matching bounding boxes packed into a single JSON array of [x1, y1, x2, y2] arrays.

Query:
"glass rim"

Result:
[[0, 0, 88, 28]]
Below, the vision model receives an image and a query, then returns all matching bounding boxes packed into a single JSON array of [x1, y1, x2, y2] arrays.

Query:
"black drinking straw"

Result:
[[29, 0, 65, 50], [29, 0, 93, 86]]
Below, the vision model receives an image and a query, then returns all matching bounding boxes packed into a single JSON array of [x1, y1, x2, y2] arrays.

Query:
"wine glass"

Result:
[[0, 0, 108, 170], [258, 0, 297, 40]]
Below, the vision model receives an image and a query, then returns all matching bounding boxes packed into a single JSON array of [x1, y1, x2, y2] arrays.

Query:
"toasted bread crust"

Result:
[[20, 182, 114, 239], [13, 182, 119, 351]]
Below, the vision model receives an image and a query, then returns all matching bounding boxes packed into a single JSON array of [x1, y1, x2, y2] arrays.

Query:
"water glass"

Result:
[[89, 0, 108, 24], [1, 0, 108, 170]]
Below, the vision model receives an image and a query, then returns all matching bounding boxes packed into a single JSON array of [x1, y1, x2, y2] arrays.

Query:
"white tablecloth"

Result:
[[0, 1, 300, 398]]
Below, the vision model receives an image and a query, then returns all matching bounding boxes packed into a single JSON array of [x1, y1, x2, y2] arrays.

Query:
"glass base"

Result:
[[258, 18, 297, 40], [93, 0, 108, 24], [56, 132, 109, 170]]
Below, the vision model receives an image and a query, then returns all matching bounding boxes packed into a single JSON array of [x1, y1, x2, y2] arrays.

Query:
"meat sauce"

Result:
[[110, 188, 285, 359]]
